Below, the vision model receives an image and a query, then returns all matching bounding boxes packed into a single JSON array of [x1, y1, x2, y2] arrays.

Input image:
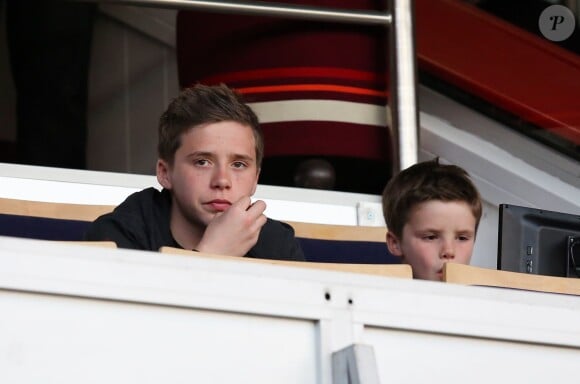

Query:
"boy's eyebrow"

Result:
[[415, 228, 475, 234], [186, 151, 255, 163], [417, 227, 441, 232], [186, 151, 214, 158], [414, 228, 441, 234], [230, 153, 255, 162]]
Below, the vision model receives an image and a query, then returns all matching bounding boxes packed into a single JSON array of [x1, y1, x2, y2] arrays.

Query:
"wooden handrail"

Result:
[[444, 263, 580, 296], [161, 246, 412, 278], [0, 197, 114, 221]]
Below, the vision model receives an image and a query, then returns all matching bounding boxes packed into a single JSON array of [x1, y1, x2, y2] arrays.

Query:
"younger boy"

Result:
[[381, 159, 482, 281]]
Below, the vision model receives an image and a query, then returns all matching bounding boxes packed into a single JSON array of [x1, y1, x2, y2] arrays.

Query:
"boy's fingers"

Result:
[[231, 196, 252, 211], [257, 213, 267, 228], [246, 200, 266, 218]]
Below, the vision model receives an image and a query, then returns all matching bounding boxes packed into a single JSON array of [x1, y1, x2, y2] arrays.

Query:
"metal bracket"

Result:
[[332, 344, 381, 384]]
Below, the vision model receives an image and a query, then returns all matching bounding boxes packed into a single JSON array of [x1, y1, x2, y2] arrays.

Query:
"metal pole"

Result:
[[79, 0, 391, 25], [389, 0, 419, 173]]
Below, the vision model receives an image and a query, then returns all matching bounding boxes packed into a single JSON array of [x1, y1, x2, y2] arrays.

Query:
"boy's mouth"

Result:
[[206, 199, 231, 212]]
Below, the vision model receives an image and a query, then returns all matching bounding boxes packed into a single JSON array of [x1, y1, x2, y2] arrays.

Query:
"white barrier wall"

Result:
[[1, 237, 579, 384], [0, 162, 384, 227]]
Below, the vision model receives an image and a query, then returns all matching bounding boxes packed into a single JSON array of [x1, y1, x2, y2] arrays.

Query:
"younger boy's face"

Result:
[[386, 200, 476, 281]]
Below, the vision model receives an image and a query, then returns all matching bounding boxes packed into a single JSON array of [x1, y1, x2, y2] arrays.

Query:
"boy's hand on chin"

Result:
[[196, 196, 267, 257]]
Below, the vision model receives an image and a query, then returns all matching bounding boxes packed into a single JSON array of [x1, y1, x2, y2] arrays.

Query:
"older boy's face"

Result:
[[157, 121, 260, 229], [386, 200, 476, 281]]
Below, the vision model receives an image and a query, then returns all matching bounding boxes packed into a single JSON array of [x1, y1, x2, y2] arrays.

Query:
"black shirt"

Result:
[[84, 188, 304, 261]]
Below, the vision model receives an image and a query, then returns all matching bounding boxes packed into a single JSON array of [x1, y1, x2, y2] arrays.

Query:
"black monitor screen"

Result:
[[497, 204, 580, 278]]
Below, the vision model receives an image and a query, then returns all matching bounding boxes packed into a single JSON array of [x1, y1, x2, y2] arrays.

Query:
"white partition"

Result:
[[369, 328, 580, 383], [1, 236, 579, 384], [1, 292, 318, 384]]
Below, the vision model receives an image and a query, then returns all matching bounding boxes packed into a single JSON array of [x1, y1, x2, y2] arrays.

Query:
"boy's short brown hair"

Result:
[[158, 83, 263, 166], [382, 158, 482, 238]]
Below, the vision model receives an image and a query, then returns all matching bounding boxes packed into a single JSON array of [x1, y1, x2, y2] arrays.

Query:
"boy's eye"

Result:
[[232, 161, 247, 169], [422, 234, 437, 240], [195, 159, 210, 166], [458, 235, 472, 241]]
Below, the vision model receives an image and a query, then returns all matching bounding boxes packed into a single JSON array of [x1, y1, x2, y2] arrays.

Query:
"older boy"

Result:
[[85, 84, 304, 261], [382, 159, 482, 280]]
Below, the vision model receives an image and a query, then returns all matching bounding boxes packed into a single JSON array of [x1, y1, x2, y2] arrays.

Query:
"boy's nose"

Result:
[[211, 166, 231, 189], [440, 241, 455, 259]]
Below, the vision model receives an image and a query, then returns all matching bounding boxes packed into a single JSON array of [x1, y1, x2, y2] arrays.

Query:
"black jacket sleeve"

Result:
[[83, 212, 150, 250], [247, 219, 305, 261]]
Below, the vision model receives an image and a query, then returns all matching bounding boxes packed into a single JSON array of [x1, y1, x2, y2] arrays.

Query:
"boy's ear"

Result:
[[156, 159, 172, 190], [386, 231, 404, 258]]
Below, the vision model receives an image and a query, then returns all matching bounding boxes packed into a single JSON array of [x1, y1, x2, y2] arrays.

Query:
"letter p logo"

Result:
[[539, 5, 576, 41], [550, 15, 565, 31]]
